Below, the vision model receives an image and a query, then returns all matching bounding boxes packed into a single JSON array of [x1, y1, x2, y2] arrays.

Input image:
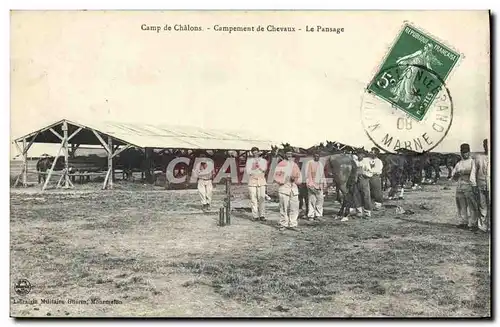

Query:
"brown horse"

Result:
[[36, 156, 65, 184], [324, 153, 359, 217]]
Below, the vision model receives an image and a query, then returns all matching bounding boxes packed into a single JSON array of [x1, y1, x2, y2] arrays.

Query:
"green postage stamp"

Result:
[[367, 23, 461, 121]]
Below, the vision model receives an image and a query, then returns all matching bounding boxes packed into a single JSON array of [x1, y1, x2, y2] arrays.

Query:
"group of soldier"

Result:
[[194, 140, 490, 233]]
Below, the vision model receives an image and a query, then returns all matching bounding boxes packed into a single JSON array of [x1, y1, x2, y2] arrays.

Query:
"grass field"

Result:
[[10, 179, 491, 317]]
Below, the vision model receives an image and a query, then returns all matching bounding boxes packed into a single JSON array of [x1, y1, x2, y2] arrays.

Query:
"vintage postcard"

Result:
[[10, 10, 491, 318]]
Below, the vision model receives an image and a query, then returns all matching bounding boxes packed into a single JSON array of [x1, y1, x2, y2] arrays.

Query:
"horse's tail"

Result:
[[36, 159, 42, 184]]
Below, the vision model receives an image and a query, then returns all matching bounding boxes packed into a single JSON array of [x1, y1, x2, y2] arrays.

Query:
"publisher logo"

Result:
[[14, 279, 32, 296]]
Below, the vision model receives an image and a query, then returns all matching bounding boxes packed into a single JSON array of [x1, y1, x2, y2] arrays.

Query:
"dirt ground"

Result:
[[10, 179, 491, 318]]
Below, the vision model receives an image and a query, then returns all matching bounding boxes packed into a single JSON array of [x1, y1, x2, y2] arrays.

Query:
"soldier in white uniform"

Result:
[[246, 147, 268, 221], [194, 154, 214, 211]]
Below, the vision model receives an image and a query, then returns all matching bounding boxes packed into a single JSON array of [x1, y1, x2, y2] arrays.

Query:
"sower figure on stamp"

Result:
[[274, 150, 302, 231], [306, 152, 327, 220], [474, 139, 490, 232], [246, 147, 268, 221], [452, 143, 479, 231], [368, 147, 384, 211], [390, 42, 443, 111], [194, 154, 215, 211]]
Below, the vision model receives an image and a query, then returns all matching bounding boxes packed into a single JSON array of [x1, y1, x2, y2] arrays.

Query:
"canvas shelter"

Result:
[[12, 118, 275, 191]]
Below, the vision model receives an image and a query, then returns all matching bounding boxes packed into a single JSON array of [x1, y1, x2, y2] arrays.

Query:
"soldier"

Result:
[[274, 150, 302, 231], [194, 154, 214, 211], [452, 143, 479, 231], [475, 139, 489, 232], [354, 149, 373, 219], [306, 152, 327, 220], [246, 147, 268, 221], [368, 147, 384, 211]]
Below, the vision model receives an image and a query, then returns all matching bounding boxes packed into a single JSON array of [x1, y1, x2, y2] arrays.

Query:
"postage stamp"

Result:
[[361, 64, 454, 153], [366, 23, 461, 121]]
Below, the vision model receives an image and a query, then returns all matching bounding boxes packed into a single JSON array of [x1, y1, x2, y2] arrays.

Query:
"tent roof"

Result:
[[13, 119, 274, 151]]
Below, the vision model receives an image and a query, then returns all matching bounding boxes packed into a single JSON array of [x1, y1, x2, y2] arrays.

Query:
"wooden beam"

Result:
[[23, 131, 39, 155], [56, 174, 64, 189], [13, 166, 24, 188], [13, 141, 24, 187], [62, 121, 71, 189], [14, 141, 22, 155], [42, 140, 64, 191], [107, 136, 113, 189], [102, 167, 111, 190], [67, 127, 83, 142], [49, 128, 63, 141], [91, 129, 110, 154], [111, 144, 131, 159], [22, 138, 27, 187]]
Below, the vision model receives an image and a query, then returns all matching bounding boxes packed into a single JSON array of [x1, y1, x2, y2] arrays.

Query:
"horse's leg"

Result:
[[447, 164, 453, 179], [335, 181, 342, 203], [337, 183, 350, 218], [434, 164, 440, 184]]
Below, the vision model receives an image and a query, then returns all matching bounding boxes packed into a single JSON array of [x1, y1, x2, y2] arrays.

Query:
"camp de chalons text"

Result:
[[141, 24, 344, 34]]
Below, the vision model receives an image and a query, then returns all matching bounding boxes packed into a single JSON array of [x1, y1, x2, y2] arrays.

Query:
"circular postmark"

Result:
[[14, 278, 32, 296], [361, 64, 453, 153]]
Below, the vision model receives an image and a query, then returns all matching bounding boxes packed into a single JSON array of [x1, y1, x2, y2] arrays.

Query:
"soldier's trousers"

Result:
[[248, 185, 266, 218], [477, 185, 490, 231], [279, 192, 299, 228], [370, 175, 383, 205], [198, 179, 213, 205], [455, 184, 478, 227], [358, 176, 371, 212]]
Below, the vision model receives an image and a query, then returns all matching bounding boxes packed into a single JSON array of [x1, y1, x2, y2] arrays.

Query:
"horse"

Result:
[[443, 153, 462, 179], [380, 153, 407, 199], [36, 156, 65, 184], [324, 153, 359, 217]]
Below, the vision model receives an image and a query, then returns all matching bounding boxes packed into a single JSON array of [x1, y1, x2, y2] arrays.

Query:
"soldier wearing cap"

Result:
[[451, 143, 479, 231], [246, 147, 268, 221], [350, 148, 373, 219], [305, 151, 327, 219], [474, 139, 489, 232], [368, 147, 384, 210], [193, 153, 215, 211], [274, 149, 302, 231]]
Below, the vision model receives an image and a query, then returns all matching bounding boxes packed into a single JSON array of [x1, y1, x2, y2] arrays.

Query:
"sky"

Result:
[[10, 11, 490, 158]]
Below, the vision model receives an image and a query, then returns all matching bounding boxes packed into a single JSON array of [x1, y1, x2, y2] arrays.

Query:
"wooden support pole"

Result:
[[102, 167, 111, 190], [219, 207, 225, 227], [67, 127, 82, 142], [111, 144, 132, 159], [225, 177, 231, 225], [23, 132, 39, 155], [22, 139, 28, 187], [107, 136, 113, 189], [49, 128, 63, 141], [91, 129, 110, 154], [42, 140, 64, 191], [12, 141, 23, 187], [62, 121, 71, 188]]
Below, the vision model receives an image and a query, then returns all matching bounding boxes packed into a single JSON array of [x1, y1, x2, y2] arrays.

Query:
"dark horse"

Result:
[[36, 156, 65, 184], [324, 154, 359, 217]]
